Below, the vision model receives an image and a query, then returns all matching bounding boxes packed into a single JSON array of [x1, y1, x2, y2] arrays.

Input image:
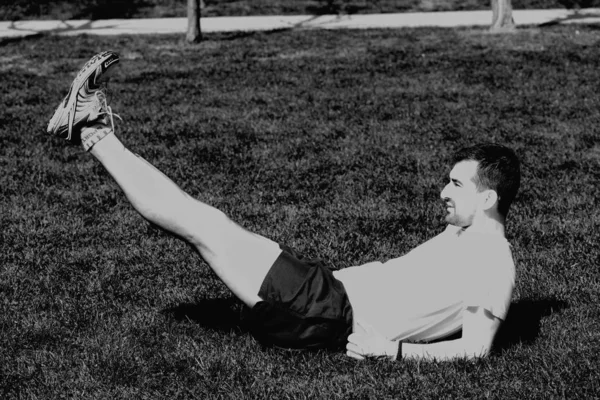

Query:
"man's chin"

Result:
[[445, 216, 467, 228]]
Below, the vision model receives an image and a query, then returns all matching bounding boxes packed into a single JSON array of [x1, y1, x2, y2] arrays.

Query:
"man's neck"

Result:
[[462, 214, 506, 237]]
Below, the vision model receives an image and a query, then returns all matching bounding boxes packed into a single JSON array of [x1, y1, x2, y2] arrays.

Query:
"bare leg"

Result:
[[87, 128, 281, 307]]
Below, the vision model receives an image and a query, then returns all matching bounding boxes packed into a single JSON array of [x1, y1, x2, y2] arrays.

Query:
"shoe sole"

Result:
[[47, 51, 120, 142]]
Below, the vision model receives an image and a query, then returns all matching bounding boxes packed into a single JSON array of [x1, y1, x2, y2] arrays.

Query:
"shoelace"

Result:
[[95, 90, 122, 133]]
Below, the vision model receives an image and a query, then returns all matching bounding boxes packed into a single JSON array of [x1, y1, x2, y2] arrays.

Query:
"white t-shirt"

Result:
[[332, 226, 515, 343]]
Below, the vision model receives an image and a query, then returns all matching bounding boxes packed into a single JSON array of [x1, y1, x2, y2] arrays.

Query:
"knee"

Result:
[[184, 202, 235, 246]]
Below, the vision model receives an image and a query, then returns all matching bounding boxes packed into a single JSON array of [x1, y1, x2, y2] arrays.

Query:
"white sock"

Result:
[[81, 124, 113, 151]]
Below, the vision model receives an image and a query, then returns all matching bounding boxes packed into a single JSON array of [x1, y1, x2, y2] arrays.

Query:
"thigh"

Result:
[[247, 246, 354, 350], [195, 214, 282, 307]]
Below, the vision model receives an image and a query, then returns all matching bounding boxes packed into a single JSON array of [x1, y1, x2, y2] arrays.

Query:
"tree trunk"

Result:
[[490, 0, 515, 32], [186, 0, 201, 43]]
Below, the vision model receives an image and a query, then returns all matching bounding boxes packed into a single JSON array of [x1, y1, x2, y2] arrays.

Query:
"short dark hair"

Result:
[[452, 143, 521, 217]]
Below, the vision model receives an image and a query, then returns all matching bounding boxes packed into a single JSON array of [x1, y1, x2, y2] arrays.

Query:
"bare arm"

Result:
[[346, 306, 501, 361], [401, 307, 501, 361]]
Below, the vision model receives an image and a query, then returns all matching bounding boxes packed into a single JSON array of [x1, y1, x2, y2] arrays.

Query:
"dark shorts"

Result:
[[246, 244, 353, 351]]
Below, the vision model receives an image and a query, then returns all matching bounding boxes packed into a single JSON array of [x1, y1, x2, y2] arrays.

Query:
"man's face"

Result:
[[440, 160, 484, 227]]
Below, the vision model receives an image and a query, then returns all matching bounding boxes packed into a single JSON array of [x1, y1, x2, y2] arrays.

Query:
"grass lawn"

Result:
[[1, 24, 600, 398], [2, 0, 600, 20]]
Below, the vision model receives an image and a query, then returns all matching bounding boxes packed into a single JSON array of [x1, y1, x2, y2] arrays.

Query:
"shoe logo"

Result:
[[104, 58, 118, 69]]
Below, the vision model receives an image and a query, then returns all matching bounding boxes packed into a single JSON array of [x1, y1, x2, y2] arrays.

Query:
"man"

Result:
[[47, 51, 520, 362]]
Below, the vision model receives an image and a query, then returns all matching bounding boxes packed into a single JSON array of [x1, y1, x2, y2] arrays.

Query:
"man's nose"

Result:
[[440, 184, 450, 200]]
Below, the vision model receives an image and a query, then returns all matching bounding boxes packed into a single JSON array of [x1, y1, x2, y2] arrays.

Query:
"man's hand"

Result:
[[346, 319, 399, 361]]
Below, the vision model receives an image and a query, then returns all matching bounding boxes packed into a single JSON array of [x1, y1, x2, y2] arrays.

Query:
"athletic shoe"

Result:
[[47, 51, 120, 143]]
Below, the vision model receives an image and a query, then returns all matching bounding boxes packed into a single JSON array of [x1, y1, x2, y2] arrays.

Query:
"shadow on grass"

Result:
[[71, 0, 152, 20], [164, 297, 568, 353], [1, 0, 153, 20], [306, 0, 370, 15], [163, 297, 249, 333], [492, 297, 569, 354]]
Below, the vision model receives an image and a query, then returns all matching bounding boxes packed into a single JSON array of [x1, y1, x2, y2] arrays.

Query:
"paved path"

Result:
[[2, 9, 600, 39]]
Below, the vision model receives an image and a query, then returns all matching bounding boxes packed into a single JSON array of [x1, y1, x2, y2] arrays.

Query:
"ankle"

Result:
[[81, 123, 113, 151]]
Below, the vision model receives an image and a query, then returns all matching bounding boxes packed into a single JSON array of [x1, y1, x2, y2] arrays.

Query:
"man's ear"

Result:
[[481, 189, 498, 211]]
